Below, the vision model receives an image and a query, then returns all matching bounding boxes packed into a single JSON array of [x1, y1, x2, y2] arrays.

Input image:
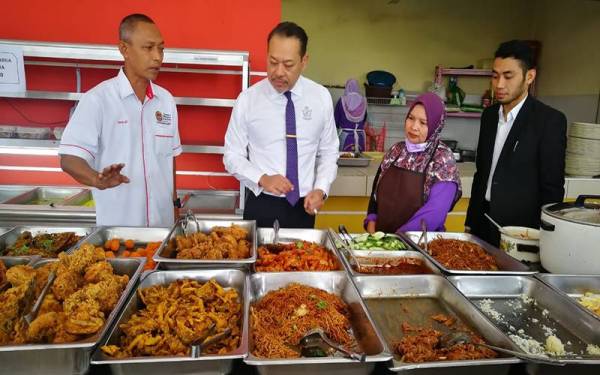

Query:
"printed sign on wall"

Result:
[[0, 44, 26, 92]]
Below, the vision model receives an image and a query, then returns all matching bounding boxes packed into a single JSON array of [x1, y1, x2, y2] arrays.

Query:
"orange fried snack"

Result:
[[101, 279, 241, 358], [255, 241, 340, 272]]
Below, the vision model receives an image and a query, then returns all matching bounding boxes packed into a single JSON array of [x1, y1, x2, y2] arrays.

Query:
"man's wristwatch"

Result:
[[173, 198, 182, 208]]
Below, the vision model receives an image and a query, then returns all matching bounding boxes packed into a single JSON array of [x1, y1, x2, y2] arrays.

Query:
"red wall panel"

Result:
[[0, 0, 280, 190]]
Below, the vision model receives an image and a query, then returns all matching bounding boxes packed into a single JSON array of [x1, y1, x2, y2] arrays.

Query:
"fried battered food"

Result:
[[58, 243, 105, 274], [0, 260, 7, 286], [84, 261, 115, 284], [51, 265, 83, 301], [0, 282, 35, 344], [5, 231, 82, 257], [6, 265, 37, 287], [173, 224, 250, 260], [428, 238, 499, 271], [256, 241, 340, 272], [101, 278, 241, 358], [0, 243, 131, 345], [251, 283, 357, 358]]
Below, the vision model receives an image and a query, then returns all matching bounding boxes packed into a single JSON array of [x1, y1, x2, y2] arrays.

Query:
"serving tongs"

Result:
[[23, 245, 78, 325], [418, 219, 432, 255], [299, 328, 366, 362], [440, 331, 567, 366], [190, 323, 232, 358], [182, 209, 201, 236], [335, 225, 363, 271]]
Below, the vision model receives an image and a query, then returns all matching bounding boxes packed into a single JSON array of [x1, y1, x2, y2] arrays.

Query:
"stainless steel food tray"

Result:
[[402, 231, 534, 275], [154, 218, 256, 269], [0, 257, 145, 375], [536, 274, 600, 322], [3, 187, 85, 206], [449, 275, 600, 364], [337, 153, 371, 167], [83, 226, 170, 259], [0, 255, 40, 268], [91, 268, 249, 375], [0, 225, 94, 257], [254, 228, 344, 272], [341, 249, 441, 276], [354, 275, 520, 371], [244, 271, 391, 375]]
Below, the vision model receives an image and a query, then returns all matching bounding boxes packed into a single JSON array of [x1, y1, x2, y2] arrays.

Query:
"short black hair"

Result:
[[495, 40, 535, 73], [267, 21, 308, 57], [119, 13, 155, 42]]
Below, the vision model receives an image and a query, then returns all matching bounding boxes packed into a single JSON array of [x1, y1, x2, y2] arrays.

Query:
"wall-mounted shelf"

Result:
[[0, 39, 249, 210], [437, 67, 493, 77], [0, 90, 236, 108], [446, 111, 482, 119]]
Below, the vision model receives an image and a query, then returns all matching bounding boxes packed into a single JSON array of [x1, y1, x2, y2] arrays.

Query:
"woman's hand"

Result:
[[366, 221, 376, 234]]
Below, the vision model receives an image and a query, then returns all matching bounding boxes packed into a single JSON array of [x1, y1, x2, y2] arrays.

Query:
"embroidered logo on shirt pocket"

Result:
[[117, 120, 128, 125]]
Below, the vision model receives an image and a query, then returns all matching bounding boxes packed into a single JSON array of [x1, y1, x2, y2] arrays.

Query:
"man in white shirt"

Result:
[[224, 22, 339, 228], [466, 40, 566, 246], [59, 14, 182, 227]]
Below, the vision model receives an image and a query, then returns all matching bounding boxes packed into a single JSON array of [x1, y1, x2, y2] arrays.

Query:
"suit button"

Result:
[[492, 181, 498, 185]]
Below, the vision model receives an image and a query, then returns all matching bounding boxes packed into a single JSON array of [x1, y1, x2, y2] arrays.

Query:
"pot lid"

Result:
[[544, 195, 600, 226]]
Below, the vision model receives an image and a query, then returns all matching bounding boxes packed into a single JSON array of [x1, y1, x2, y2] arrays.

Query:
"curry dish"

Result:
[[394, 315, 497, 363], [256, 241, 340, 272], [427, 238, 499, 271]]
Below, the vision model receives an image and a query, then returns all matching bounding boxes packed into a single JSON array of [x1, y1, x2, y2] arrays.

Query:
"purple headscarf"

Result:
[[376, 92, 462, 203], [341, 79, 367, 122]]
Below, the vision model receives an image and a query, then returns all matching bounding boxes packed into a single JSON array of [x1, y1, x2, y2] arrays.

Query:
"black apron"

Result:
[[375, 143, 438, 233]]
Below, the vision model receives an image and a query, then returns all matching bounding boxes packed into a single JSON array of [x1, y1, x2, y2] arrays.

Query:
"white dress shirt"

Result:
[[224, 76, 339, 197], [485, 95, 527, 201], [59, 69, 182, 227]]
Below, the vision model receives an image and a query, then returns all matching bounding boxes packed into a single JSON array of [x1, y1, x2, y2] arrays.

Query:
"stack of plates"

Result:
[[565, 122, 600, 177]]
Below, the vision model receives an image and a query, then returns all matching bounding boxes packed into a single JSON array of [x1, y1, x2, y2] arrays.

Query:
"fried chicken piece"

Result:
[[33, 262, 56, 297], [27, 311, 59, 343], [39, 293, 63, 315], [52, 265, 83, 301], [58, 243, 105, 274], [74, 277, 128, 312], [6, 265, 36, 287], [0, 260, 7, 286], [64, 298, 105, 335], [83, 261, 114, 284], [0, 283, 34, 341], [53, 312, 79, 343]]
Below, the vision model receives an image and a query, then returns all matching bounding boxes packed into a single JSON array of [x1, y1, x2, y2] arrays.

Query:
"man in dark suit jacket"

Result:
[[466, 40, 567, 247]]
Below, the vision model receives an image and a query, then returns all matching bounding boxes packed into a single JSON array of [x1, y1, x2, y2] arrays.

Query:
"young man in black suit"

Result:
[[465, 40, 567, 246]]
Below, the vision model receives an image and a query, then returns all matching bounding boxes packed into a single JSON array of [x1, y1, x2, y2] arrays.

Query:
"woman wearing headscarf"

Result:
[[364, 92, 461, 233], [334, 79, 367, 152]]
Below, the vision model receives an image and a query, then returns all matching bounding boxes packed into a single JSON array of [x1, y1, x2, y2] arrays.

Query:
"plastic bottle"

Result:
[[399, 89, 406, 106]]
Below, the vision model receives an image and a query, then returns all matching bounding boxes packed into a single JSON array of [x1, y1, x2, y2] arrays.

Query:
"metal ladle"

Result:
[[440, 331, 565, 366], [299, 328, 366, 362], [264, 219, 287, 254], [484, 213, 510, 235]]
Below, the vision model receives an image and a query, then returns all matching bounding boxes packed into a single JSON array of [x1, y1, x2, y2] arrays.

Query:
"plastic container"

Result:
[[53, 127, 65, 140], [0, 125, 17, 138], [16, 126, 51, 140]]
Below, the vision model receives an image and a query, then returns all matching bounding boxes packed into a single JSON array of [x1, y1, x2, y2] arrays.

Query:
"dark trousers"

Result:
[[243, 190, 315, 228], [471, 200, 501, 247]]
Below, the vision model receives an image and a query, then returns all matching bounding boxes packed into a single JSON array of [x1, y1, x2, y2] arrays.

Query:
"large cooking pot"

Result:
[[540, 195, 600, 274]]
